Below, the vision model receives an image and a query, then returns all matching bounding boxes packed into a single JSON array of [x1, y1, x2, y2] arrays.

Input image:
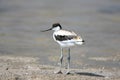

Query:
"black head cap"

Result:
[[52, 23, 62, 29]]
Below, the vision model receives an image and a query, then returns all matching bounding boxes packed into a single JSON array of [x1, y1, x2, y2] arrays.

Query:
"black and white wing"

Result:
[[54, 30, 78, 41]]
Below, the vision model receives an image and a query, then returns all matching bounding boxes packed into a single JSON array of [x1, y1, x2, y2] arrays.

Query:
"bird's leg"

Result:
[[54, 47, 63, 74], [59, 47, 63, 71], [66, 48, 71, 74]]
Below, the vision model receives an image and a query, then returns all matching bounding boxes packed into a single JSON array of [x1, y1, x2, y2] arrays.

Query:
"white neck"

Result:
[[52, 26, 61, 31]]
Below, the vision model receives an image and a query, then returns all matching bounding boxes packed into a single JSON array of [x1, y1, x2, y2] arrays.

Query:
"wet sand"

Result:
[[0, 56, 120, 80]]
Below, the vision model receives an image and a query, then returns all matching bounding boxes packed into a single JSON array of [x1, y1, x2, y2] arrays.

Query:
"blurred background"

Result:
[[0, 0, 120, 69]]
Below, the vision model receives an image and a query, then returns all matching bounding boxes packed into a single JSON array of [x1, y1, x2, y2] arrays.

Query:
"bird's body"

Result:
[[53, 30, 84, 47], [41, 23, 84, 74]]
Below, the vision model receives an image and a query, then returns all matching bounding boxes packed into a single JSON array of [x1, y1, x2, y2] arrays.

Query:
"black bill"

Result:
[[40, 28, 52, 32]]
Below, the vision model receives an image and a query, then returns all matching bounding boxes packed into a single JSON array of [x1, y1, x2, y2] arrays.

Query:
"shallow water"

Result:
[[0, 0, 120, 69]]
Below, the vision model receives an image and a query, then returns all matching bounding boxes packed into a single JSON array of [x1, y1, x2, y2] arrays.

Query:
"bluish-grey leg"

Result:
[[60, 48, 63, 69], [66, 48, 71, 74], [54, 47, 63, 74]]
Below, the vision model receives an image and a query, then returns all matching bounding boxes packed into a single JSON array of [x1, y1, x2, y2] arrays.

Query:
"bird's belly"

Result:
[[56, 41, 75, 47]]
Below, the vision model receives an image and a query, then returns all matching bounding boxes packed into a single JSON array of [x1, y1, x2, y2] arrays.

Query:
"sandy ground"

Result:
[[0, 56, 119, 80]]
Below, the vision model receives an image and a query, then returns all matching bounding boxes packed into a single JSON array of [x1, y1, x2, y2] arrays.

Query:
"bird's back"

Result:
[[54, 30, 77, 36], [53, 30, 83, 47]]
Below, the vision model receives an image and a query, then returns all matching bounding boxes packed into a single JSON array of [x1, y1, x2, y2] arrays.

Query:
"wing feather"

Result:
[[54, 30, 79, 41], [55, 35, 77, 41]]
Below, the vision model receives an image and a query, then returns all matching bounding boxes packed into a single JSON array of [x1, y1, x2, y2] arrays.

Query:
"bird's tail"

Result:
[[74, 36, 84, 45]]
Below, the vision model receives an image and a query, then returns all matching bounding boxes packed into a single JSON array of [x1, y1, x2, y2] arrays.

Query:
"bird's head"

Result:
[[41, 23, 62, 32]]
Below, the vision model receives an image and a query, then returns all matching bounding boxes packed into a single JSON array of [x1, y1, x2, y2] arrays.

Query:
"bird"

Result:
[[41, 23, 85, 74]]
